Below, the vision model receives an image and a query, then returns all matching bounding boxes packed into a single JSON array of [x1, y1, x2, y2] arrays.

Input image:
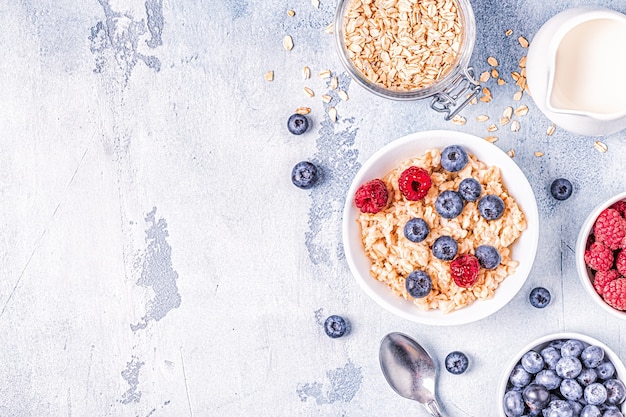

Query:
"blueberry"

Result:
[[536, 369, 562, 390], [459, 178, 482, 202], [529, 287, 552, 308], [504, 390, 525, 417], [580, 405, 602, 417], [523, 383, 551, 414], [478, 194, 505, 220], [324, 315, 348, 338], [604, 379, 626, 405], [568, 400, 583, 416], [522, 351, 545, 374], [577, 368, 599, 387], [560, 379, 583, 401], [405, 270, 432, 298], [542, 346, 562, 370], [561, 340, 585, 358], [510, 364, 532, 388], [556, 357, 583, 379], [432, 236, 458, 260], [287, 113, 310, 135], [441, 145, 469, 172], [602, 406, 625, 417], [584, 382, 608, 405], [404, 218, 430, 243], [475, 245, 501, 269], [543, 400, 574, 417], [445, 351, 469, 374], [597, 361, 616, 380], [581, 346, 605, 368], [291, 161, 318, 189], [550, 178, 573, 201], [435, 190, 464, 218]]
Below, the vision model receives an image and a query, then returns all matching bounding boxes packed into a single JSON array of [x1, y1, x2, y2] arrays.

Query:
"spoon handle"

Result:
[[425, 399, 445, 417]]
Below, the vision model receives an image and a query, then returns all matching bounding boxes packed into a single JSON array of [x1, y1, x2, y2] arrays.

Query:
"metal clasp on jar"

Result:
[[430, 68, 481, 121]]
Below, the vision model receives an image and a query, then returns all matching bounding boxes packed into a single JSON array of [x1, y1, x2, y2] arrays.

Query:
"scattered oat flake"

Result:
[[505, 29, 513, 36], [312, 0, 319, 9], [287, 10, 295, 17], [513, 91, 523, 101], [321, 94, 332, 103], [519, 56, 527, 68], [547, 124, 556, 136], [330, 76, 338, 90], [498, 78, 506, 86], [283, 35, 294, 51], [518, 36, 529, 48], [502, 106, 513, 119], [470, 97, 478, 105], [594, 140, 608, 153], [485, 136, 498, 143], [338, 90, 349, 101], [534, 151, 544, 157], [491, 69, 499, 79], [303, 66, 311, 80], [451, 115, 466, 125], [480, 95, 492, 103], [476, 115, 489, 122], [487, 124, 498, 132], [511, 120, 521, 132], [487, 56, 499, 66], [479, 71, 490, 82], [325, 22, 334, 35], [264, 70, 274, 81], [328, 107, 337, 122], [482, 87, 492, 97], [514, 105, 529, 116], [511, 72, 521, 81], [295, 107, 311, 115], [304, 87, 315, 98], [318, 70, 331, 78], [507, 149, 515, 158], [499, 117, 510, 126]]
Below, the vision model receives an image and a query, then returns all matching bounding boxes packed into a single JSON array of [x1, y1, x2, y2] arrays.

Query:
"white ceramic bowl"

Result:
[[498, 332, 626, 416], [576, 191, 626, 320], [342, 130, 539, 325]]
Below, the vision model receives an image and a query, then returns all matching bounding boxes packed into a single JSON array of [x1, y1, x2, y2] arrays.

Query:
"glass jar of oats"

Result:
[[334, 0, 479, 120]]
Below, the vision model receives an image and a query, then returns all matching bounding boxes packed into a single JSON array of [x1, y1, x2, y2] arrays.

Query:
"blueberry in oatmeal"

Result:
[[459, 177, 482, 202], [405, 270, 432, 298], [440, 145, 468, 172], [404, 218, 429, 243], [432, 236, 458, 261], [475, 245, 501, 269], [478, 194, 505, 220], [435, 190, 464, 219]]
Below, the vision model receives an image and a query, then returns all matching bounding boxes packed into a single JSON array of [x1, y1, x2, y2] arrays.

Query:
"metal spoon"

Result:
[[379, 332, 445, 417]]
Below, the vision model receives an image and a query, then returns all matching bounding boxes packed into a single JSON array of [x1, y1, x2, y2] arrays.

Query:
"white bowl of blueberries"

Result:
[[499, 333, 626, 417]]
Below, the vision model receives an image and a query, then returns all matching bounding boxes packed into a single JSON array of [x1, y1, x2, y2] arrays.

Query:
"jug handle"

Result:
[[430, 67, 481, 121]]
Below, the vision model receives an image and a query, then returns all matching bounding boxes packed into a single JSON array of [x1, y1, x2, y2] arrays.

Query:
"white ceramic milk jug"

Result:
[[526, 7, 626, 136]]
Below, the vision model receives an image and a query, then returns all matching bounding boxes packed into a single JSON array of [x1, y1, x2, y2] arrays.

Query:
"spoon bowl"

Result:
[[379, 332, 445, 416]]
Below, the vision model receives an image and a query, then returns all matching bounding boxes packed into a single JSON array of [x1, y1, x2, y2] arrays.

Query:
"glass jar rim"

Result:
[[334, 0, 477, 101]]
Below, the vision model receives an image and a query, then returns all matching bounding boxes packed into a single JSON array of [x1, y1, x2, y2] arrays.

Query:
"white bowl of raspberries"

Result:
[[499, 332, 626, 417], [576, 192, 626, 319]]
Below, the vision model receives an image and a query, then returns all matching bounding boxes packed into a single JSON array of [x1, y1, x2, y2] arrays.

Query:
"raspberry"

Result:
[[398, 166, 432, 201], [584, 242, 614, 272], [354, 179, 389, 214], [593, 208, 626, 250], [610, 200, 626, 216], [617, 250, 626, 276], [594, 269, 620, 296], [602, 278, 626, 310], [450, 254, 480, 288]]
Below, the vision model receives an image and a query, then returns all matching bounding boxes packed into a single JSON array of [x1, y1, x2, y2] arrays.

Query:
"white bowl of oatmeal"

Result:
[[342, 130, 539, 325]]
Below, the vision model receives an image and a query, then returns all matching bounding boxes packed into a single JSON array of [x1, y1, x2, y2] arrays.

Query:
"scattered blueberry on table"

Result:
[[444, 351, 469, 375], [323, 315, 348, 339], [286, 113, 309, 135], [291, 161, 318, 189], [529, 287, 552, 308], [550, 178, 573, 201]]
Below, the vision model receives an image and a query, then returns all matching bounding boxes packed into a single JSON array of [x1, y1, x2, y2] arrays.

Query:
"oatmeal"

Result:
[[357, 147, 526, 313]]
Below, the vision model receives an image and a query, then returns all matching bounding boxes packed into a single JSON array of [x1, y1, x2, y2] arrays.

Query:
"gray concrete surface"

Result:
[[2, 0, 626, 415]]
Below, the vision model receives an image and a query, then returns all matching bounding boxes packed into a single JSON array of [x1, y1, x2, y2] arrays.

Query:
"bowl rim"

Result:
[[575, 191, 626, 320], [497, 332, 626, 416], [341, 129, 540, 325]]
